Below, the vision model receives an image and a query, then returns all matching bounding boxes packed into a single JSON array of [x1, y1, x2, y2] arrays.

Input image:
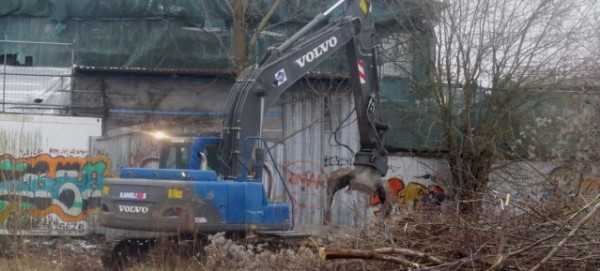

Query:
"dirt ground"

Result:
[[0, 234, 317, 271], [0, 236, 105, 271]]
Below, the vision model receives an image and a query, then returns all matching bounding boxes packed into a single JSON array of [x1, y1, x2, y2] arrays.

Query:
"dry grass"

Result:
[[0, 236, 103, 271], [0, 193, 599, 271]]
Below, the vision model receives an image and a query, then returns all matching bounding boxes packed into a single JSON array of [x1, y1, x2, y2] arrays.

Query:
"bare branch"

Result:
[[529, 195, 600, 271], [248, 0, 281, 52]]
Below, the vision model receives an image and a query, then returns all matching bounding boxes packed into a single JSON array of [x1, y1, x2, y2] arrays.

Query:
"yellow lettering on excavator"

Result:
[[168, 188, 183, 199], [359, 0, 369, 14]]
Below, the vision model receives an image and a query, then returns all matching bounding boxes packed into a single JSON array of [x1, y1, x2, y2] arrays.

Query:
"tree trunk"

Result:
[[231, 1, 249, 75], [449, 148, 492, 215]]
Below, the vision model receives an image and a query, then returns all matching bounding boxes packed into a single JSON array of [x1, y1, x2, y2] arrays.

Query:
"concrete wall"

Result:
[[0, 113, 105, 236], [72, 73, 283, 140]]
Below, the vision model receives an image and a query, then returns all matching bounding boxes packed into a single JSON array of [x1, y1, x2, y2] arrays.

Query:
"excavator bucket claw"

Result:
[[325, 166, 392, 223]]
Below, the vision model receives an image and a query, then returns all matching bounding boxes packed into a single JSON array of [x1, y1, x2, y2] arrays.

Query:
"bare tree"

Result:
[[223, 0, 281, 74], [381, 0, 596, 213]]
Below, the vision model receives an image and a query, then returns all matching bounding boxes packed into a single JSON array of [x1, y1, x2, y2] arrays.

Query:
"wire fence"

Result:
[[1, 38, 74, 114]]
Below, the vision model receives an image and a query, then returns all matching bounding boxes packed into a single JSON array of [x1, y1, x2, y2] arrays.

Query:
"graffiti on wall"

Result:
[[0, 153, 115, 235], [281, 160, 327, 188], [16, 148, 90, 159], [505, 165, 600, 203], [323, 155, 353, 168], [277, 160, 327, 217], [369, 177, 446, 215], [547, 166, 600, 196], [278, 156, 448, 219]]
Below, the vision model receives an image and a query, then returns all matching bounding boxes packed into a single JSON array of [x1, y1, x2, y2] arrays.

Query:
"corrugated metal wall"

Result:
[[269, 90, 369, 227], [91, 132, 162, 171], [322, 93, 369, 226], [273, 91, 450, 227]]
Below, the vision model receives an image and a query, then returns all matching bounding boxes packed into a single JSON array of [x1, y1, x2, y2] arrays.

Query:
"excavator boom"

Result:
[[218, 0, 389, 196]]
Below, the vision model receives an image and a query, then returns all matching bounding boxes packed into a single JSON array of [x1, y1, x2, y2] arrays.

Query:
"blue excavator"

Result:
[[99, 0, 389, 269]]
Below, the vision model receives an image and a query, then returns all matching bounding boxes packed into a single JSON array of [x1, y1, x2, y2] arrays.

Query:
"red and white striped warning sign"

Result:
[[357, 60, 366, 84]]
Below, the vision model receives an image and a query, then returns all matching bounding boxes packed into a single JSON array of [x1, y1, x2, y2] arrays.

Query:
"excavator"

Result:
[[99, 0, 389, 269]]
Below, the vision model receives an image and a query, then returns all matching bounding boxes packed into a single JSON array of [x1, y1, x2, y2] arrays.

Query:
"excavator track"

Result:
[[251, 231, 312, 251], [100, 232, 310, 270], [101, 238, 156, 271]]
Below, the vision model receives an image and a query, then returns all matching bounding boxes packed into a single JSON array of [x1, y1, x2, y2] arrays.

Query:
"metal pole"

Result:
[[0, 39, 72, 46], [324, 0, 347, 16], [69, 39, 75, 115], [276, 0, 347, 53], [2, 34, 7, 112], [259, 97, 264, 138]]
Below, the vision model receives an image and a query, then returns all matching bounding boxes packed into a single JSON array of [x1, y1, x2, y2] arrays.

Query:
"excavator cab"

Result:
[[158, 139, 191, 170], [154, 135, 222, 172]]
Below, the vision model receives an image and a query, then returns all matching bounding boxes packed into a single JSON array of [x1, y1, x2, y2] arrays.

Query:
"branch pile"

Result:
[[316, 195, 600, 270]]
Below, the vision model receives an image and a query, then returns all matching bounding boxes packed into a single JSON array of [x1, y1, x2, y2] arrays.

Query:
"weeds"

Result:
[[0, 191, 598, 271]]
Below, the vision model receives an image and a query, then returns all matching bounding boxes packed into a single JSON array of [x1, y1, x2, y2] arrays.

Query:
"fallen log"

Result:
[[319, 247, 421, 268], [318, 247, 446, 268], [373, 247, 444, 265]]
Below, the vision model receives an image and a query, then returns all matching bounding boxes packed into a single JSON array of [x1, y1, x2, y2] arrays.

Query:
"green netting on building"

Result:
[[0, 16, 235, 69], [0, 0, 432, 70], [380, 78, 445, 151], [2, 0, 444, 151], [0, 0, 411, 25]]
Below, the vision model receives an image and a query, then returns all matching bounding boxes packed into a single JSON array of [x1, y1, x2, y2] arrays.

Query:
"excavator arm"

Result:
[[218, 0, 388, 199]]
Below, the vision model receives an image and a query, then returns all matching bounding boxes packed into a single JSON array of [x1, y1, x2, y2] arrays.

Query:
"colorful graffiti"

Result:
[[547, 166, 600, 197], [278, 157, 448, 220], [369, 177, 446, 215], [0, 153, 115, 234]]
